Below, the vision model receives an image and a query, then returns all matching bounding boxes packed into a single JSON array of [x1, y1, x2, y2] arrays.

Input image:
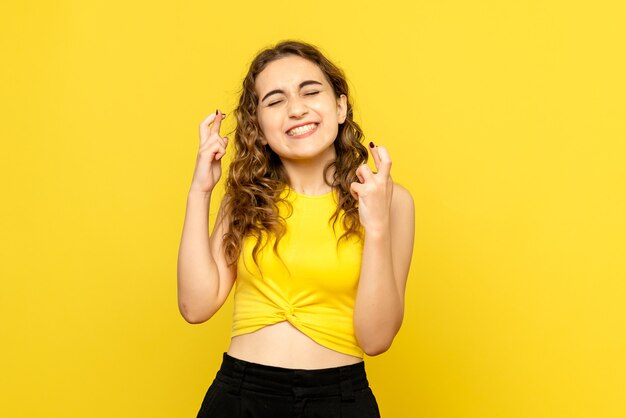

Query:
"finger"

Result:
[[369, 142, 382, 171], [210, 109, 225, 137], [207, 141, 226, 159], [356, 164, 375, 183], [201, 137, 226, 157], [350, 181, 362, 200], [199, 112, 220, 144], [215, 145, 227, 160], [374, 145, 392, 178], [199, 136, 225, 152], [355, 167, 364, 183]]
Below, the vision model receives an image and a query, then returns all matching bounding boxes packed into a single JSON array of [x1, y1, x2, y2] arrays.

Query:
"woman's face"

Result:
[[255, 55, 347, 164]]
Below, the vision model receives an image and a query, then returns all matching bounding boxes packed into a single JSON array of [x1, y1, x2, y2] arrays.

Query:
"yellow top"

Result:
[[232, 187, 364, 358]]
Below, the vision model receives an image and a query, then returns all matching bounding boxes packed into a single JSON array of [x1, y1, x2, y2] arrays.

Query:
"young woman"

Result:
[[177, 40, 415, 417]]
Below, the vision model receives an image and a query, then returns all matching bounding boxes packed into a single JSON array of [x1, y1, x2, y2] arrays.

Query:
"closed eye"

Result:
[[305, 91, 320, 96], [267, 99, 283, 106]]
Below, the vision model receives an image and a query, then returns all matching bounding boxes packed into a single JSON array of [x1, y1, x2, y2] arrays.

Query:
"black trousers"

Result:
[[196, 353, 381, 418]]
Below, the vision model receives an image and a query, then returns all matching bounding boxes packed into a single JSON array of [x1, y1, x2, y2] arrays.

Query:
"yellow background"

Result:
[[1, 0, 625, 417]]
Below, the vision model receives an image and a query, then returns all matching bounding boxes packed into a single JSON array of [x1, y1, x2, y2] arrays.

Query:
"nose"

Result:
[[287, 96, 308, 118]]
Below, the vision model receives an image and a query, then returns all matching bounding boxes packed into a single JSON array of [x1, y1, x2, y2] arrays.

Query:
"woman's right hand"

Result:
[[189, 110, 228, 194]]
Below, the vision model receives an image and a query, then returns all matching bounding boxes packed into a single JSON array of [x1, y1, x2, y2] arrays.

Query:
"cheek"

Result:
[[257, 112, 272, 134], [318, 98, 340, 121], [315, 101, 340, 126], [259, 111, 279, 130]]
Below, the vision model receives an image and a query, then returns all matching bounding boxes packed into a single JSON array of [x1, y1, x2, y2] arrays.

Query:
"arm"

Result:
[[177, 194, 236, 323], [176, 110, 236, 324], [351, 146, 416, 355]]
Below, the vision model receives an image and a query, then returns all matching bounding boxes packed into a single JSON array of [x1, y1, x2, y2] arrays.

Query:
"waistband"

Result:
[[215, 352, 369, 400]]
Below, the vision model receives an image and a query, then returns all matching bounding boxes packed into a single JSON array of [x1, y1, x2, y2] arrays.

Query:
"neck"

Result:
[[280, 149, 336, 196]]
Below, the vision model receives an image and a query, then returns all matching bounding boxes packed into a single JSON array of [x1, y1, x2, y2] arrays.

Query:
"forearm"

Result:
[[177, 191, 221, 323], [353, 228, 404, 355]]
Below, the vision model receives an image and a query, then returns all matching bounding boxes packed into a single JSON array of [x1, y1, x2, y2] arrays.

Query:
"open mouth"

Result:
[[286, 123, 319, 137]]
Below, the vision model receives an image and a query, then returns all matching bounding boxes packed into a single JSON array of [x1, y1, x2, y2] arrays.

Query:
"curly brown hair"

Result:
[[223, 40, 368, 267]]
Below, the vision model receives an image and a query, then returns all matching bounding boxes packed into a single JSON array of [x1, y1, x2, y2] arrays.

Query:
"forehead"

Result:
[[255, 55, 327, 94]]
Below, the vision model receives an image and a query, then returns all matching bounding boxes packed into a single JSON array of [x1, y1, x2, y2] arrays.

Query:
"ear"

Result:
[[336, 94, 348, 124]]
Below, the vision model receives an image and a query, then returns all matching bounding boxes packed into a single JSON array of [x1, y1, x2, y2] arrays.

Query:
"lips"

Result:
[[286, 123, 319, 137]]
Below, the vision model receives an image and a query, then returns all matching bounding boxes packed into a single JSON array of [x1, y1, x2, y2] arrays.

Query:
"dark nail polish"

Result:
[[369, 141, 375, 148], [215, 109, 218, 115]]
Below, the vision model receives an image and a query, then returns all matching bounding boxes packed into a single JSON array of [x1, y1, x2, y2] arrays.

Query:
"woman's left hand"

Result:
[[350, 143, 394, 234]]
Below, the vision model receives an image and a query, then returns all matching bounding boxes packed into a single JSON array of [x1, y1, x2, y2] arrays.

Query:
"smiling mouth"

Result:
[[286, 123, 319, 137]]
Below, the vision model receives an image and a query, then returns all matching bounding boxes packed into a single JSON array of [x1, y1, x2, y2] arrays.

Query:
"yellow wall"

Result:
[[1, 1, 625, 417]]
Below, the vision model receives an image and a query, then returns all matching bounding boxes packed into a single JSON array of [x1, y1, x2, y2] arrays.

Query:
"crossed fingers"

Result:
[[351, 143, 393, 200], [199, 109, 228, 160]]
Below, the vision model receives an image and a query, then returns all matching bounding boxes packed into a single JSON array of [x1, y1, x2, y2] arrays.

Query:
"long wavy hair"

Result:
[[223, 40, 368, 267]]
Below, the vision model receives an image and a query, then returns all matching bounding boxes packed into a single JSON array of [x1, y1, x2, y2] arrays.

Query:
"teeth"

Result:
[[287, 123, 317, 136]]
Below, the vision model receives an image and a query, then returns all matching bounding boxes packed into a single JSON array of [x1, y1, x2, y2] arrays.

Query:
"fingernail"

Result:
[[215, 109, 219, 115], [369, 141, 375, 148]]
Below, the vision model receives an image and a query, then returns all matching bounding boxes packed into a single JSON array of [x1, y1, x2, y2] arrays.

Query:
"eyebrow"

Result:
[[260, 80, 323, 103]]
